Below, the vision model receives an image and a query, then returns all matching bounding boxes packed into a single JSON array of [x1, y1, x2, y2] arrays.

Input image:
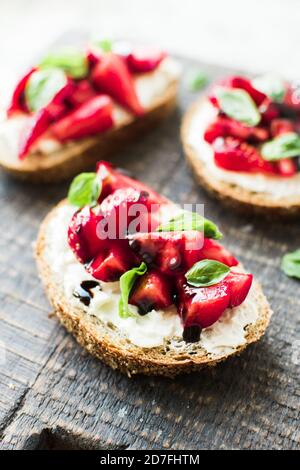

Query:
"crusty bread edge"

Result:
[[0, 82, 178, 183], [181, 98, 300, 218], [35, 201, 272, 377]]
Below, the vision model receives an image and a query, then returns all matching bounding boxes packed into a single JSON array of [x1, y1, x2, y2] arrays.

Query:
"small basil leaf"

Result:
[[25, 68, 67, 112], [68, 172, 101, 207], [96, 39, 113, 53], [188, 70, 209, 92], [261, 132, 300, 161], [40, 47, 88, 79], [281, 249, 300, 280], [252, 75, 285, 103], [185, 259, 230, 287], [215, 87, 261, 127], [157, 211, 222, 240], [119, 262, 148, 318]]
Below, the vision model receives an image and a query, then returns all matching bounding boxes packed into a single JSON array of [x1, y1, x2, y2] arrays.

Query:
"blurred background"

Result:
[[0, 0, 299, 90]]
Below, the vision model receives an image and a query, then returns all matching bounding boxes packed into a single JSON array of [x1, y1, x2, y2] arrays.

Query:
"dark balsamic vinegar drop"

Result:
[[73, 280, 100, 307], [183, 326, 202, 343]]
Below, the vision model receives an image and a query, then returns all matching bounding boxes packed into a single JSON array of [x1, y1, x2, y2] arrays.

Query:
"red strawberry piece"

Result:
[[68, 206, 108, 263], [198, 238, 238, 267], [67, 79, 97, 107], [18, 108, 52, 159], [225, 271, 253, 307], [128, 231, 188, 275], [226, 76, 268, 107], [127, 46, 166, 73], [260, 103, 280, 124], [101, 187, 152, 237], [86, 242, 138, 282], [270, 118, 295, 137], [96, 161, 168, 206], [204, 117, 269, 144], [91, 52, 144, 115], [128, 231, 206, 275], [51, 95, 114, 141], [129, 269, 173, 314], [276, 158, 297, 177], [214, 136, 278, 175], [7, 67, 37, 116], [176, 275, 231, 329], [284, 84, 300, 110], [85, 48, 102, 68]]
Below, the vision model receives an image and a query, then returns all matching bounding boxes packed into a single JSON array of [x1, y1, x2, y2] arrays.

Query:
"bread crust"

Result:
[[182, 98, 300, 218], [35, 201, 272, 377], [0, 82, 178, 183]]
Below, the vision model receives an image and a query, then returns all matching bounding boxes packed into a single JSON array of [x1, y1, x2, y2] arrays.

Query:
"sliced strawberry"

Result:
[[67, 79, 96, 107], [86, 242, 138, 282], [276, 158, 297, 177], [198, 238, 238, 267], [176, 275, 231, 329], [284, 84, 300, 110], [213, 136, 278, 175], [204, 117, 268, 144], [96, 161, 168, 206], [51, 95, 113, 141], [270, 118, 295, 137], [91, 52, 144, 115], [101, 187, 152, 237], [176, 270, 252, 330], [225, 271, 253, 307], [260, 103, 280, 124], [68, 206, 107, 263], [129, 270, 173, 314], [18, 108, 52, 159], [127, 46, 166, 73], [7, 67, 37, 116]]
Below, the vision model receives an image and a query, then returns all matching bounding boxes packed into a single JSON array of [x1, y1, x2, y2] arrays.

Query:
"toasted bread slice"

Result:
[[182, 98, 300, 218], [36, 201, 272, 377], [0, 79, 178, 183]]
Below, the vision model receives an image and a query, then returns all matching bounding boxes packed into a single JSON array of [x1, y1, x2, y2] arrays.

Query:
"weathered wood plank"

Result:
[[0, 52, 299, 450]]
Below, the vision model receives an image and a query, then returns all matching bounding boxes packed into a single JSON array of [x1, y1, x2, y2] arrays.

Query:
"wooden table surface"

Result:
[[0, 55, 299, 450]]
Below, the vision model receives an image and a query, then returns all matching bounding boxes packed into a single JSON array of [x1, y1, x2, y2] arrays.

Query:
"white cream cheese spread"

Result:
[[44, 203, 259, 353], [187, 100, 300, 199]]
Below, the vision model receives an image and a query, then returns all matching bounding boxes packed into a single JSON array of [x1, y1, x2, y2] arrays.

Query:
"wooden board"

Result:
[[0, 45, 299, 450]]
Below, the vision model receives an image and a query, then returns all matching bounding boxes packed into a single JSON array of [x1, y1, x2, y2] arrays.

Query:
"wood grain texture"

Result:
[[0, 54, 299, 450]]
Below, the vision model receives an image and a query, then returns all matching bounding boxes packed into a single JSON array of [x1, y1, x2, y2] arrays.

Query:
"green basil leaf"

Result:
[[188, 70, 209, 92], [25, 68, 67, 112], [281, 249, 300, 280], [68, 172, 101, 207], [252, 74, 285, 103], [185, 259, 230, 287], [40, 47, 88, 79], [215, 87, 261, 127], [157, 211, 222, 240], [261, 132, 300, 161], [96, 39, 113, 53], [119, 262, 148, 318]]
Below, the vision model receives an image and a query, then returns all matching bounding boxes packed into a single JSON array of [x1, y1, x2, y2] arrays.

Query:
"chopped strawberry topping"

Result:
[[204, 117, 269, 144], [176, 270, 252, 329], [127, 47, 166, 73], [213, 137, 278, 175], [91, 52, 144, 115], [129, 270, 173, 314]]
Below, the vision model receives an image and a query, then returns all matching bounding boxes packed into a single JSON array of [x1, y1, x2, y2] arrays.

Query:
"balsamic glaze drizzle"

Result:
[[183, 326, 202, 343], [73, 280, 101, 306]]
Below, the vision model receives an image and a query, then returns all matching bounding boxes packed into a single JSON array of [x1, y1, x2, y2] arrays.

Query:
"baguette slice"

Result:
[[36, 201, 272, 377], [182, 98, 300, 218], [0, 80, 178, 183]]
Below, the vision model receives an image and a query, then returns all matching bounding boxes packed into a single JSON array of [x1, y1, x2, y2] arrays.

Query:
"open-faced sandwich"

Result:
[[0, 40, 179, 182], [182, 75, 300, 217], [36, 161, 271, 376]]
